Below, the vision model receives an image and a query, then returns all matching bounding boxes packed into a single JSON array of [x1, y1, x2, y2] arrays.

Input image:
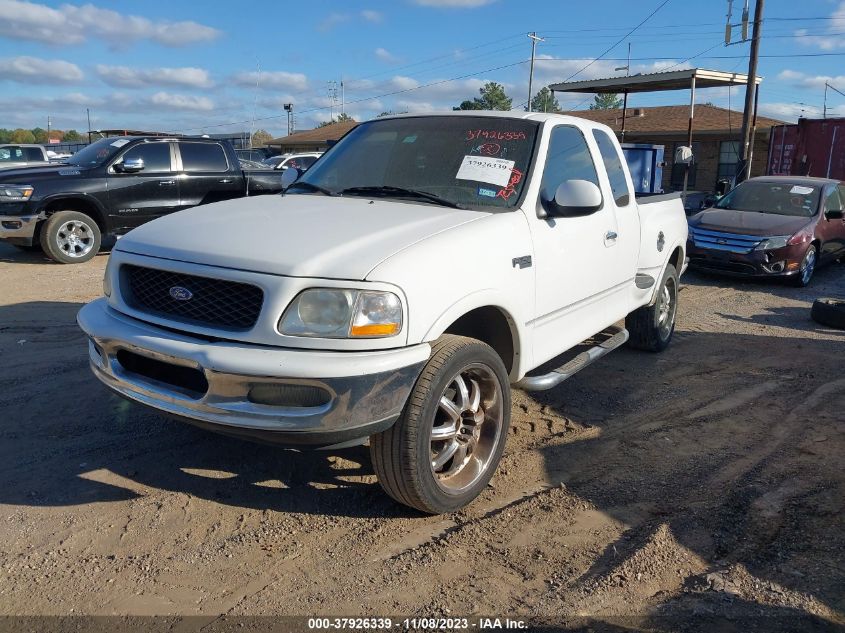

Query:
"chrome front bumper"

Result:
[[0, 213, 43, 246], [77, 298, 429, 447]]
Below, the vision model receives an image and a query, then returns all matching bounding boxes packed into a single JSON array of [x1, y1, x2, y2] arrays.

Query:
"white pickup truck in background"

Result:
[[78, 112, 688, 514], [0, 143, 51, 170]]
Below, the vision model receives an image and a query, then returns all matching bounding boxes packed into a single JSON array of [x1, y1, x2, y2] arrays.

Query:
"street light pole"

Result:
[[526, 32, 544, 112]]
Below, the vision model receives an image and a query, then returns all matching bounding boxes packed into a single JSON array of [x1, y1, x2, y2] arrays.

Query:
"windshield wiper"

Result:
[[287, 181, 337, 196], [340, 185, 465, 209]]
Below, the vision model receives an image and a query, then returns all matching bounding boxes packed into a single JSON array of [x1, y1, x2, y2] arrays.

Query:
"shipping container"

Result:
[[767, 118, 845, 181]]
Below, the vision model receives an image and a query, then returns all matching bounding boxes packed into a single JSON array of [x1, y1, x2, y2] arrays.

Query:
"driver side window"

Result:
[[540, 126, 599, 204], [118, 143, 172, 173], [827, 186, 843, 211]]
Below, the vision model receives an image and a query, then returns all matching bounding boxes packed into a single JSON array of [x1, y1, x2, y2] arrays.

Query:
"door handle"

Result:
[[605, 231, 618, 240], [218, 178, 234, 184], [159, 180, 176, 186]]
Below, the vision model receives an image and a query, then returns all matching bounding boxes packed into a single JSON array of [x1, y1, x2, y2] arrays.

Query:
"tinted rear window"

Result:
[[179, 142, 228, 172]]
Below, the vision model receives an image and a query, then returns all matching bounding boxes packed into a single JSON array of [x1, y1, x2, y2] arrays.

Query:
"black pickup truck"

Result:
[[0, 136, 285, 263]]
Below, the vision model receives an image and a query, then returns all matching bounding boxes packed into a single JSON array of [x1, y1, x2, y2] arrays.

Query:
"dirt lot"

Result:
[[0, 242, 843, 632]]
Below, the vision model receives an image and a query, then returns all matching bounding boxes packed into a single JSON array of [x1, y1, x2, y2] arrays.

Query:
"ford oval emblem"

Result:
[[169, 286, 193, 301]]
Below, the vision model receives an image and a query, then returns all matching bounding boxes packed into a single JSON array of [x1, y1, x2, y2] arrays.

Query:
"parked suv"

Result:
[[264, 152, 322, 171]]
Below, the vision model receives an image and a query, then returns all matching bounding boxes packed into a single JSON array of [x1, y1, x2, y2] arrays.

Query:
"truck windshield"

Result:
[[65, 137, 129, 168], [292, 116, 540, 209], [716, 181, 821, 218]]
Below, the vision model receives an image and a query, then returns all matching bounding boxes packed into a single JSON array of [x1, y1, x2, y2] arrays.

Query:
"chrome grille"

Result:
[[689, 227, 763, 254], [121, 265, 264, 330]]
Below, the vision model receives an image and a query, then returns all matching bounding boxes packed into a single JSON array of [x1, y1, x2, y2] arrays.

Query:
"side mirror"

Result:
[[546, 180, 603, 217], [826, 208, 844, 220], [116, 157, 144, 173], [281, 167, 302, 189]]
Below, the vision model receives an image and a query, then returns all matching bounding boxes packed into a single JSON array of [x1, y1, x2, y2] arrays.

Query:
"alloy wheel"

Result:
[[56, 220, 95, 259]]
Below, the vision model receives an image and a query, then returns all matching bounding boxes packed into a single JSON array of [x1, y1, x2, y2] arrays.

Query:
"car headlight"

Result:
[[755, 236, 790, 251], [279, 289, 402, 338], [102, 257, 114, 297], [0, 185, 33, 201]]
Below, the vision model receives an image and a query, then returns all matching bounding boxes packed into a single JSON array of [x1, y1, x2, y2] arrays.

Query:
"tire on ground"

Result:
[[40, 210, 102, 264], [810, 298, 845, 330], [626, 263, 679, 353], [369, 334, 511, 514]]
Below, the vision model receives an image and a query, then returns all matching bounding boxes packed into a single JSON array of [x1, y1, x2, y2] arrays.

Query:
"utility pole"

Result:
[[341, 79, 345, 116], [526, 32, 544, 112], [46, 115, 51, 140], [86, 108, 92, 144], [327, 81, 338, 121], [735, 0, 763, 184]]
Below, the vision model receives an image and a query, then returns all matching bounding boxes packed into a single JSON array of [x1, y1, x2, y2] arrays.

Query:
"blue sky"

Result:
[[0, 0, 843, 137]]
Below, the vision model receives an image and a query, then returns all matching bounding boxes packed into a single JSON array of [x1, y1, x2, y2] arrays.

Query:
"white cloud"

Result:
[[318, 12, 350, 31], [777, 69, 845, 91], [413, 0, 495, 6], [232, 70, 308, 91], [0, 0, 220, 47], [149, 92, 214, 111], [375, 48, 399, 63], [757, 102, 827, 122], [361, 9, 383, 22], [794, 1, 845, 49], [0, 55, 83, 83], [96, 65, 213, 89]]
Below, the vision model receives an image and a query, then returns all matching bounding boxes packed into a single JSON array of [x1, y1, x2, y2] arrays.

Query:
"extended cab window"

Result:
[[179, 142, 228, 172], [540, 125, 599, 204], [119, 142, 172, 172], [592, 129, 631, 206]]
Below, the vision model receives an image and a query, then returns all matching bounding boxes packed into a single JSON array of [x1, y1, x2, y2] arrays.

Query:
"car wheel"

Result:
[[369, 335, 511, 514], [40, 211, 101, 264], [790, 245, 817, 287], [811, 298, 845, 330], [626, 263, 679, 352]]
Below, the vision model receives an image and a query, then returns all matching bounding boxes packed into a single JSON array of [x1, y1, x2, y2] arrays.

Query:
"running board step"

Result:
[[515, 326, 629, 392]]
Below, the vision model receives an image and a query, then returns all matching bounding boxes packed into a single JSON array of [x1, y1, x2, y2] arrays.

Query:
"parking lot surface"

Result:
[[0, 243, 842, 630]]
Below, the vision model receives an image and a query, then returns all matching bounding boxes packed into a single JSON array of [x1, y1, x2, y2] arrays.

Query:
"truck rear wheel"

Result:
[[626, 263, 679, 352], [370, 335, 511, 514], [40, 211, 101, 264]]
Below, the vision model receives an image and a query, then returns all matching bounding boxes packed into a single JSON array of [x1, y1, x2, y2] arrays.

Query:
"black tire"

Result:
[[370, 335, 511, 514], [789, 244, 817, 287], [626, 263, 679, 352], [40, 211, 101, 264], [811, 298, 845, 330]]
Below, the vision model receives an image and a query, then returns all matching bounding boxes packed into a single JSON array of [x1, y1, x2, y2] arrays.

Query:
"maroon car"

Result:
[[687, 176, 845, 286]]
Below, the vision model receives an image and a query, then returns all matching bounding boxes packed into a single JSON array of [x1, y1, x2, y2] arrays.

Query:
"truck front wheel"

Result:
[[626, 263, 679, 352], [40, 211, 102, 264], [370, 335, 511, 514]]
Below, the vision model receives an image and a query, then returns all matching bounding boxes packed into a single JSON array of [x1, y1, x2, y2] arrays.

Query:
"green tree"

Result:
[[376, 110, 408, 117], [250, 129, 272, 147], [589, 93, 623, 110], [31, 127, 47, 143], [63, 129, 83, 142], [317, 112, 355, 127], [0, 129, 11, 143], [454, 82, 513, 111], [530, 87, 561, 113], [10, 129, 35, 143]]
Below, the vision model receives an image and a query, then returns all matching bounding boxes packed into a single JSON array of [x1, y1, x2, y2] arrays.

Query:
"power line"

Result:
[[561, 0, 672, 83]]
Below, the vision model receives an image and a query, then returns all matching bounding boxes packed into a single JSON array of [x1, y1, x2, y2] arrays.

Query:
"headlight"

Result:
[[279, 289, 402, 338], [755, 236, 790, 251], [0, 185, 33, 201]]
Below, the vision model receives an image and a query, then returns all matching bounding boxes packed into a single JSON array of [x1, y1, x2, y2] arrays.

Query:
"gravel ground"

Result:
[[0, 242, 843, 632]]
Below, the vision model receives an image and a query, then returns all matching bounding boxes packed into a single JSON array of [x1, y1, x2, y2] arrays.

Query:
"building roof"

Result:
[[267, 120, 358, 147], [550, 68, 762, 94], [566, 104, 784, 136]]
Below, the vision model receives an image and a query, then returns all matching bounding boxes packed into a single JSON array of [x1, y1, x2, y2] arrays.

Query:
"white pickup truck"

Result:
[[78, 112, 687, 514]]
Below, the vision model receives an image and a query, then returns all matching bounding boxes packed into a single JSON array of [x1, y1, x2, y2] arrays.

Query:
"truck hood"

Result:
[[0, 165, 87, 182], [116, 194, 489, 280], [689, 207, 814, 237]]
